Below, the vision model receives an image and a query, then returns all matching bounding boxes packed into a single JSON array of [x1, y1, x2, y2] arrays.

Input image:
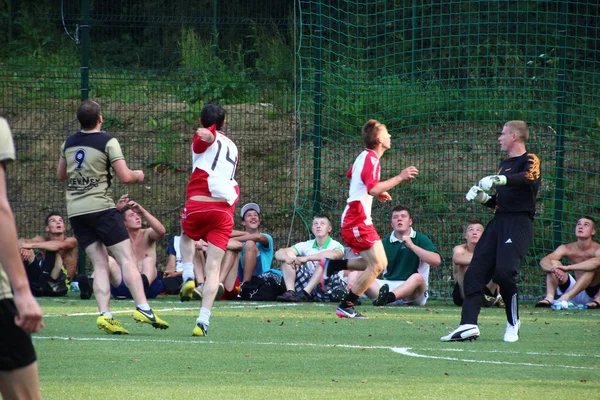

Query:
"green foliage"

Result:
[[146, 116, 179, 168], [179, 27, 253, 105]]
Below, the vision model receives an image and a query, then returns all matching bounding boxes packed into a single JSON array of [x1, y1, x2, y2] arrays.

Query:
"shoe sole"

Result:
[[335, 308, 368, 319], [133, 317, 169, 330], [442, 335, 479, 342]]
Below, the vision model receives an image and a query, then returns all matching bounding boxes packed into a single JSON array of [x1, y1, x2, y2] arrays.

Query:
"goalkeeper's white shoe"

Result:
[[441, 324, 480, 342], [503, 320, 520, 343]]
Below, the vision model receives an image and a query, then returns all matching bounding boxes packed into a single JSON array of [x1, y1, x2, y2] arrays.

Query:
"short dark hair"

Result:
[[77, 100, 102, 130], [391, 204, 411, 219], [45, 212, 62, 227], [465, 219, 484, 231], [361, 119, 383, 149], [580, 216, 597, 228], [120, 206, 134, 221], [200, 104, 226, 130]]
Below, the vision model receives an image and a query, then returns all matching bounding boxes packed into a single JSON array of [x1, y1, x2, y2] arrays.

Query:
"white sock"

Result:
[[100, 311, 113, 318], [137, 303, 151, 311], [182, 262, 195, 283], [197, 307, 211, 326]]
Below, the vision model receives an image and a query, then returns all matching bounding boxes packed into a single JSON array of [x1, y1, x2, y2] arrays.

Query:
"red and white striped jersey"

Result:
[[186, 129, 240, 205], [341, 149, 381, 228]]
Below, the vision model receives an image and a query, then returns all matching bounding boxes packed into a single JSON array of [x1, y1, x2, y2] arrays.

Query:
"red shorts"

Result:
[[181, 200, 234, 251], [341, 222, 381, 254]]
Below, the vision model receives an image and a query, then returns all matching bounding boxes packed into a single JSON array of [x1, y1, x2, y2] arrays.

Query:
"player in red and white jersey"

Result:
[[323, 119, 418, 318], [179, 104, 239, 337]]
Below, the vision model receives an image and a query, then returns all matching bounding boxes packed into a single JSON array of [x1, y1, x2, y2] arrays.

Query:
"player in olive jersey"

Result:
[[0, 117, 43, 400], [57, 100, 168, 334]]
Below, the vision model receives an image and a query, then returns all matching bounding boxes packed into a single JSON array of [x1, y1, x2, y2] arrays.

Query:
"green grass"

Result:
[[34, 294, 599, 399]]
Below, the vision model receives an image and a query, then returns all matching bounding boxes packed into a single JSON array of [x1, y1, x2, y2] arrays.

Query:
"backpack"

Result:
[[239, 274, 285, 301]]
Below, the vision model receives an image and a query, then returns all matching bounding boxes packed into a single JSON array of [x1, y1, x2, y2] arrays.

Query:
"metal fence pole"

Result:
[[80, 0, 90, 101], [312, 0, 323, 215], [553, 1, 568, 248]]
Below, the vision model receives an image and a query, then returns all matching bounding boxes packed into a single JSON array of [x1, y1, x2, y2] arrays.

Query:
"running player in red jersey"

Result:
[[179, 104, 239, 336], [322, 119, 418, 318]]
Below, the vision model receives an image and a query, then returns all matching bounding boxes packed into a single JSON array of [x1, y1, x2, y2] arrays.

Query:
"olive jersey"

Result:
[[60, 131, 124, 217]]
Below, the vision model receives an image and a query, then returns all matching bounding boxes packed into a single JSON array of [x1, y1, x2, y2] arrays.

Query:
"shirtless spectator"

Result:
[[452, 219, 502, 308], [538, 216, 600, 309], [19, 212, 78, 297], [108, 196, 166, 299]]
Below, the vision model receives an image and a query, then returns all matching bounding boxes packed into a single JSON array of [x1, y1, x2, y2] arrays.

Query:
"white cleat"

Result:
[[441, 324, 480, 342], [503, 320, 520, 342]]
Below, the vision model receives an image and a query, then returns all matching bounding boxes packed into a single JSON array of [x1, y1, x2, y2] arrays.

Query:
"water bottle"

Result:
[[550, 300, 563, 310], [70, 281, 80, 292]]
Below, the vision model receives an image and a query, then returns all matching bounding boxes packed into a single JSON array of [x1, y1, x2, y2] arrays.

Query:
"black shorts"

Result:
[[69, 208, 129, 250], [0, 299, 37, 371]]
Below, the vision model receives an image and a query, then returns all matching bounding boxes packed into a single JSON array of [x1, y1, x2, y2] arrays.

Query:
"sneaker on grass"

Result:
[[503, 320, 520, 343], [440, 324, 480, 342], [336, 302, 367, 319]]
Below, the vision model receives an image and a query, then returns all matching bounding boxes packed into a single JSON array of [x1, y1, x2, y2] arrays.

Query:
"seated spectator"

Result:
[[160, 234, 184, 294], [232, 203, 280, 282], [538, 216, 600, 308], [452, 219, 503, 308], [342, 205, 441, 306], [108, 198, 166, 299], [275, 215, 345, 302], [19, 212, 78, 297]]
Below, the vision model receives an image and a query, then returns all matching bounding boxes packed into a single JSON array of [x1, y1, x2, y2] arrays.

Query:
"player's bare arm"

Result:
[[195, 127, 216, 143], [368, 166, 419, 196], [0, 164, 44, 333], [112, 159, 144, 183], [57, 158, 67, 181]]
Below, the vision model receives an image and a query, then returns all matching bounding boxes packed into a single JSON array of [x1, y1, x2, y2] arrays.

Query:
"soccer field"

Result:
[[34, 295, 599, 400]]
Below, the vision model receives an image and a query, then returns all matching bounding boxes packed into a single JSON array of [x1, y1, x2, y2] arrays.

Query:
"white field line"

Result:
[[391, 347, 593, 370], [32, 335, 596, 370], [43, 303, 299, 317]]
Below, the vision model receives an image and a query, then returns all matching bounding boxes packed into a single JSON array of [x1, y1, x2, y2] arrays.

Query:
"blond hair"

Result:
[[504, 120, 529, 142]]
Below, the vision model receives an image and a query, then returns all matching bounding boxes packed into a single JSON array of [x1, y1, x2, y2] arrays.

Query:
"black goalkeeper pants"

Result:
[[461, 213, 533, 326]]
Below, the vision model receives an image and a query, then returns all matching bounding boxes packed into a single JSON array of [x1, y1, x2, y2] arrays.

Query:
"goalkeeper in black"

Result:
[[442, 120, 541, 343]]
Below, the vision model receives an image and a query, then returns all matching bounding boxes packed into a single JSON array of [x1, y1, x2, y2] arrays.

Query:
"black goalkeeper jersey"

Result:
[[484, 152, 541, 218]]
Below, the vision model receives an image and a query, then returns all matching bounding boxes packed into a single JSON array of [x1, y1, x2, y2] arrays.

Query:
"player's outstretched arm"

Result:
[[369, 166, 419, 196], [112, 159, 144, 183], [0, 166, 43, 333]]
